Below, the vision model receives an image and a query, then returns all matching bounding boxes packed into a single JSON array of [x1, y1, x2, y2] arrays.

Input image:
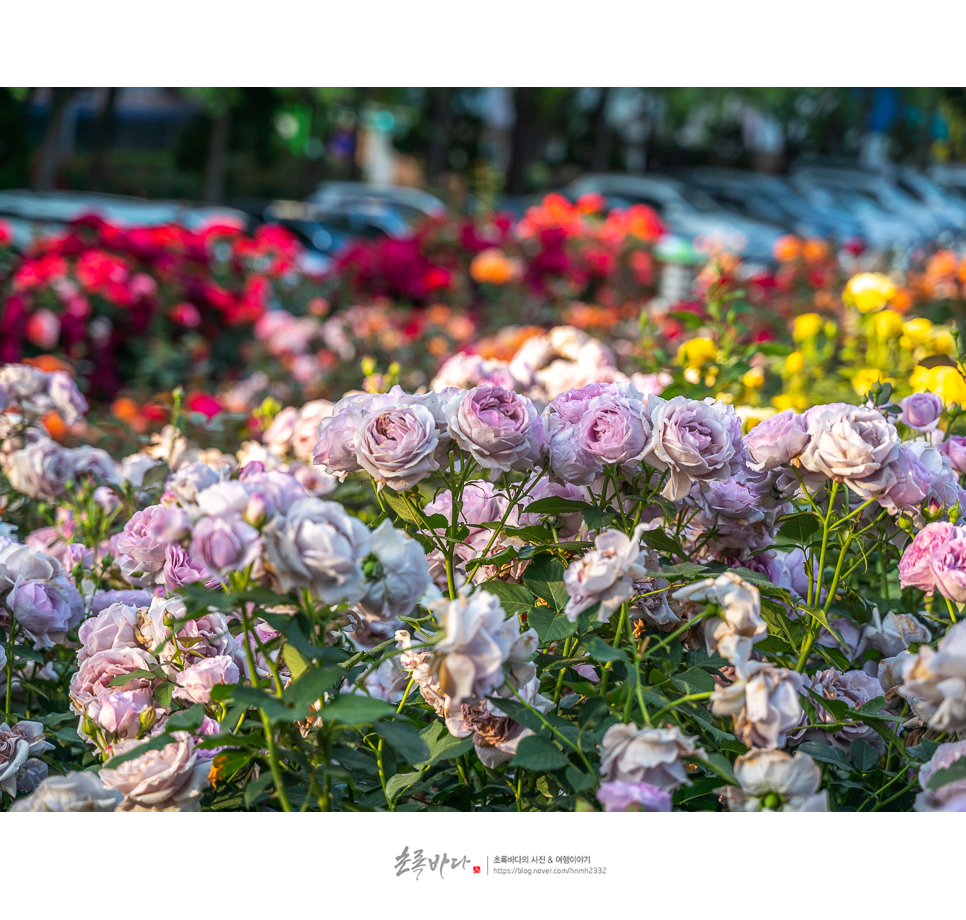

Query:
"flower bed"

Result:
[[2, 327, 966, 812], [6, 193, 966, 812]]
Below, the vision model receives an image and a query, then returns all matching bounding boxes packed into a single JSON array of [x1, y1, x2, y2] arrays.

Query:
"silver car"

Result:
[[565, 173, 786, 266]]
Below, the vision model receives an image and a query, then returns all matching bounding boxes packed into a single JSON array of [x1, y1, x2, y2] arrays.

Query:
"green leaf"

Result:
[[511, 735, 569, 771], [659, 562, 709, 581], [243, 770, 275, 807], [417, 721, 474, 766], [141, 462, 170, 488], [375, 721, 431, 764], [321, 694, 394, 725], [165, 703, 207, 732], [283, 667, 344, 710], [480, 581, 535, 617], [928, 757, 966, 792], [525, 497, 593, 516], [565, 766, 596, 792], [581, 507, 618, 531], [108, 668, 163, 687], [155, 681, 174, 710], [640, 529, 686, 559], [229, 686, 295, 723], [906, 740, 941, 763], [282, 643, 310, 681], [523, 554, 569, 612], [849, 739, 881, 773], [778, 512, 820, 544], [584, 636, 627, 664], [385, 771, 422, 801], [102, 733, 177, 769], [797, 740, 852, 771], [526, 606, 577, 643]]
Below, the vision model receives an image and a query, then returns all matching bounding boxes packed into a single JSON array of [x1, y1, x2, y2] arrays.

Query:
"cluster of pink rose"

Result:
[[5, 354, 966, 812]]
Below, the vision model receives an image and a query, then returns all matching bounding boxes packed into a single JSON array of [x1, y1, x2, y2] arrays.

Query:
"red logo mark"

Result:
[[473, 866, 481, 874]]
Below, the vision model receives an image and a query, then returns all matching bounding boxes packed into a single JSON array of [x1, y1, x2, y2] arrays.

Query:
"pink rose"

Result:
[[77, 602, 140, 658], [114, 504, 190, 577], [899, 522, 963, 593], [173, 655, 240, 703]]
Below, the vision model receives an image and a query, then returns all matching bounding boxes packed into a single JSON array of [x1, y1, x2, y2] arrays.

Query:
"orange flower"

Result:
[[469, 248, 519, 285], [928, 250, 958, 279], [112, 396, 149, 433], [41, 411, 67, 441], [891, 287, 914, 312], [576, 193, 606, 215], [427, 336, 449, 357], [801, 238, 829, 263], [773, 235, 802, 262], [425, 304, 451, 326], [23, 354, 72, 374]]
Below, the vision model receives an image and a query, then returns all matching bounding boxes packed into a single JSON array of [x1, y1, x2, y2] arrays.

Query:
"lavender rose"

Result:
[[899, 391, 944, 432], [356, 520, 432, 630], [600, 724, 706, 791], [564, 524, 649, 622], [5, 437, 71, 500], [576, 394, 650, 468], [744, 409, 810, 472], [596, 780, 672, 812], [445, 385, 546, 475], [10, 771, 122, 812], [100, 733, 210, 812], [354, 404, 441, 491], [114, 504, 190, 577], [799, 403, 900, 498], [940, 435, 966, 476], [263, 497, 371, 604], [645, 396, 740, 501], [0, 720, 54, 797], [189, 513, 261, 581]]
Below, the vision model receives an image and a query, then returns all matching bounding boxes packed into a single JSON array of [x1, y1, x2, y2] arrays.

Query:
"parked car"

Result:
[[682, 169, 830, 238], [305, 182, 447, 228], [565, 173, 785, 266], [893, 167, 966, 233], [789, 176, 923, 252], [793, 166, 948, 243], [0, 189, 255, 249]]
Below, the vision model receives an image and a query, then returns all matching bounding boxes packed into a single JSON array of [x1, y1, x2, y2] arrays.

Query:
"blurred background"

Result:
[[6, 86, 966, 426], [5, 87, 966, 266]]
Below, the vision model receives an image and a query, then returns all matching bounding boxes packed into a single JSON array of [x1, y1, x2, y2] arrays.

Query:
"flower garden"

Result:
[[5, 196, 966, 813]]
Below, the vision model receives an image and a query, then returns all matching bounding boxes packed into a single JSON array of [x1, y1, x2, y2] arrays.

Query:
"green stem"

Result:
[[259, 709, 293, 812]]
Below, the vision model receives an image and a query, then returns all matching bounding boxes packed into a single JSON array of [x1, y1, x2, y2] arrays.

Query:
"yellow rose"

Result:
[[793, 313, 822, 341], [676, 336, 719, 369], [931, 329, 955, 356], [742, 367, 765, 389], [844, 272, 897, 313], [785, 350, 805, 374], [851, 368, 893, 396], [771, 393, 809, 412], [902, 317, 934, 348], [873, 309, 904, 340], [909, 365, 966, 405]]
